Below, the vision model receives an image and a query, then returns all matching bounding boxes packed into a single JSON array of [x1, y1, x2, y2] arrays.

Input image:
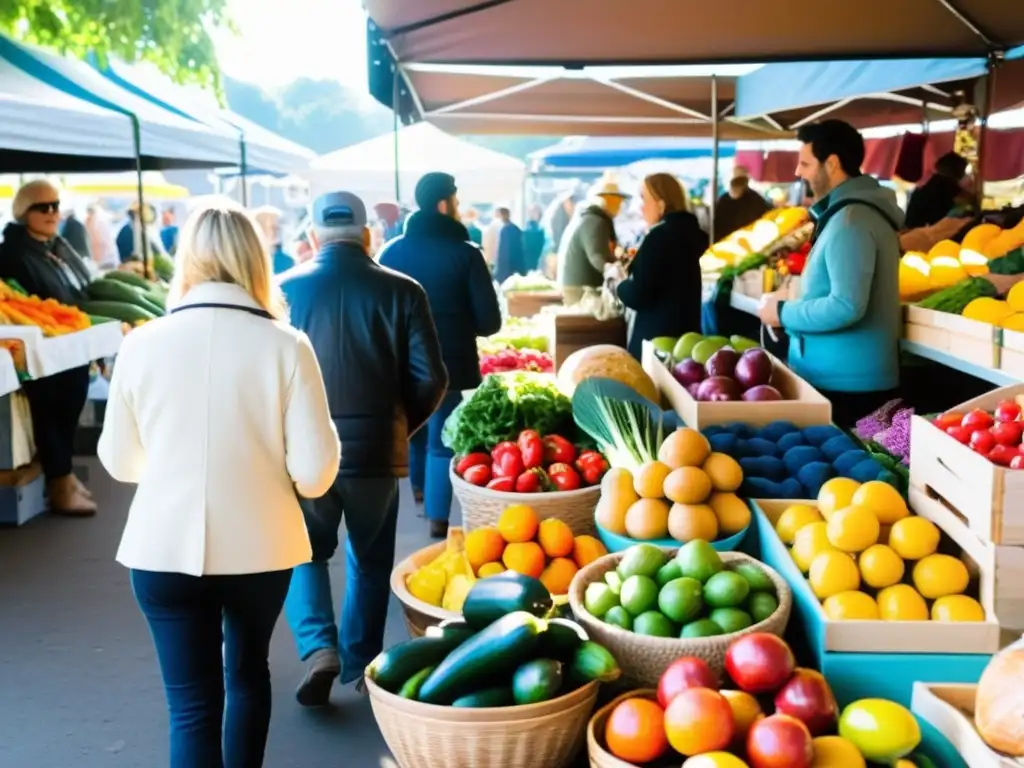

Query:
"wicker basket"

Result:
[[390, 539, 462, 638], [366, 676, 599, 768], [450, 460, 600, 536], [568, 550, 792, 689], [586, 689, 659, 768]]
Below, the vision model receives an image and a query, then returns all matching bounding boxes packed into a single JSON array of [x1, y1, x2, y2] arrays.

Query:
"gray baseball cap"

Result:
[[311, 191, 367, 229]]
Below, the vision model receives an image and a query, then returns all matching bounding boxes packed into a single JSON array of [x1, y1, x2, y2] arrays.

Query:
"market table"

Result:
[[0, 322, 124, 379]]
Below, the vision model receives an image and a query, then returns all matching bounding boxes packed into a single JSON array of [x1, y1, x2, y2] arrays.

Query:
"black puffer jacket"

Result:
[[0, 223, 92, 304], [279, 242, 448, 478]]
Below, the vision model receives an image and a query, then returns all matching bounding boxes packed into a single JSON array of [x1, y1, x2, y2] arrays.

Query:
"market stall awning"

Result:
[[63, 171, 191, 201], [364, 1, 1023, 66], [0, 34, 241, 170], [529, 137, 738, 172]]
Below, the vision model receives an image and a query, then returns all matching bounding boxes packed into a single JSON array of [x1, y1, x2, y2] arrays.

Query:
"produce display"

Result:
[[557, 344, 659, 404], [974, 635, 1024, 756], [662, 335, 785, 403], [477, 315, 549, 354], [600, 633, 925, 766], [81, 270, 168, 325], [930, 399, 1024, 468], [700, 207, 810, 273], [0, 279, 91, 336], [369, 574, 622, 707], [406, 529, 477, 613], [500, 271, 558, 293], [773, 478, 987, 623], [451, 429, 607, 492], [479, 347, 553, 375], [853, 400, 914, 467], [582, 541, 779, 639], [595, 427, 751, 545]]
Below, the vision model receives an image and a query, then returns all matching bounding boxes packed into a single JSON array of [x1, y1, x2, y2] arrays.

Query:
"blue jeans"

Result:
[[409, 390, 462, 522], [131, 568, 292, 768], [284, 476, 399, 683]]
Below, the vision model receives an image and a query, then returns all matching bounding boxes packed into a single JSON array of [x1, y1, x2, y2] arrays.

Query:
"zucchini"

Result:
[[512, 659, 563, 705], [87, 280, 159, 313], [417, 611, 546, 705], [536, 618, 588, 661], [363, 627, 475, 694], [451, 687, 515, 708], [103, 271, 152, 290], [397, 665, 436, 700], [78, 300, 157, 324], [569, 641, 621, 685], [462, 572, 553, 630], [87, 315, 119, 325]]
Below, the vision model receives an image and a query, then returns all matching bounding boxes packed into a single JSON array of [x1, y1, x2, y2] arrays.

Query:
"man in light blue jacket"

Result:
[[759, 120, 903, 428]]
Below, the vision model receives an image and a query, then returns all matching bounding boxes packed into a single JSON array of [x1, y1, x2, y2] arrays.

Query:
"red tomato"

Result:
[[485, 476, 515, 492], [989, 444, 1018, 467], [462, 464, 491, 486], [970, 429, 997, 455], [991, 421, 1023, 446], [543, 435, 577, 465], [517, 430, 543, 469], [934, 411, 966, 431], [995, 400, 1022, 423], [490, 441, 520, 463], [1010, 454, 1024, 470], [945, 425, 973, 444], [962, 409, 995, 431], [455, 452, 491, 477], [514, 471, 541, 493], [548, 463, 581, 491], [496, 451, 525, 479]]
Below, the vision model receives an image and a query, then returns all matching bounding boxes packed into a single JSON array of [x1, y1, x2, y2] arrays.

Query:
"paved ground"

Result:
[[0, 458, 443, 768]]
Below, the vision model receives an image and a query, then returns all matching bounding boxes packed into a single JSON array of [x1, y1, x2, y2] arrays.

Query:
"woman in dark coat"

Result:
[[615, 173, 708, 361], [0, 180, 96, 515]]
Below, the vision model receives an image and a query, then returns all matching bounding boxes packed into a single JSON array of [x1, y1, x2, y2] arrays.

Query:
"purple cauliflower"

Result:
[[854, 398, 905, 441], [876, 407, 914, 464]]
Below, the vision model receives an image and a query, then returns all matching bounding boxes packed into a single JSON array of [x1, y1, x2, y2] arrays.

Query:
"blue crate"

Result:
[[0, 468, 45, 526]]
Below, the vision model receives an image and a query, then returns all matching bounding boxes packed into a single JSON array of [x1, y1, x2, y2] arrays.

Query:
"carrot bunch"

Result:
[[0, 281, 91, 337]]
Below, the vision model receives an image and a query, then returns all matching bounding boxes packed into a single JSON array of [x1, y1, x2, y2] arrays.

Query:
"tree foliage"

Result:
[[0, 0, 233, 91]]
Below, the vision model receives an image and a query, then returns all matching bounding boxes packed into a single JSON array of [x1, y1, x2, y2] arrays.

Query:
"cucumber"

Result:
[[397, 665, 436, 700], [462, 572, 553, 630], [569, 640, 621, 685], [512, 659, 563, 705], [417, 611, 546, 705], [78, 300, 157, 324], [143, 290, 166, 311], [87, 315, 119, 325], [87, 280, 159, 313], [103, 271, 152, 290], [536, 618, 588, 661], [451, 687, 515, 708], [365, 627, 474, 693]]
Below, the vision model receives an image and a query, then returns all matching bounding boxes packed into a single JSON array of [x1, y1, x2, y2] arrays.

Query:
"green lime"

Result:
[[747, 592, 779, 624], [655, 560, 683, 587], [617, 543, 667, 580], [675, 540, 724, 583], [733, 562, 776, 594], [703, 571, 751, 609], [620, 575, 659, 617], [603, 605, 633, 631], [604, 571, 623, 595], [680, 618, 724, 638], [709, 607, 753, 634], [657, 577, 704, 624], [584, 582, 619, 618], [633, 611, 676, 638]]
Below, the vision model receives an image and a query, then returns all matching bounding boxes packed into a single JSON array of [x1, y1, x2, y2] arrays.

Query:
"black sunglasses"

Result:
[[28, 201, 60, 214]]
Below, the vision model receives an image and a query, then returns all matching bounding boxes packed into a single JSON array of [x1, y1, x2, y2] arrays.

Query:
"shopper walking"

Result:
[[283, 191, 448, 706], [523, 204, 546, 273], [0, 180, 95, 515], [98, 198, 340, 768], [758, 120, 903, 428], [379, 173, 502, 538], [494, 206, 526, 284]]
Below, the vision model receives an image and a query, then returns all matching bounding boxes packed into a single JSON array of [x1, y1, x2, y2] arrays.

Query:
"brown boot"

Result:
[[71, 474, 93, 499], [47, 475, 97, 517]]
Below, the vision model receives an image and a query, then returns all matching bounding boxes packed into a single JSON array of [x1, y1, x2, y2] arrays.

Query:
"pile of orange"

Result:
[[464, 504, 609, 595]]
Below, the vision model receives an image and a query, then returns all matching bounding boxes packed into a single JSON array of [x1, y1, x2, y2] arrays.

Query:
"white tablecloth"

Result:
[[0, 349, 20, 397], [0, 322, 124, 379]]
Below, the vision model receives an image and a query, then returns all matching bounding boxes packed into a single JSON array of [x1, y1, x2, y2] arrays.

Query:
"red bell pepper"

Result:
[[463, 464, 492, 487], [517, 429, 543, 469], [486, 476, 516, 492], [548, 462, 581, 491], [455, 452, 491, 477], [543, 435, 577, 465]]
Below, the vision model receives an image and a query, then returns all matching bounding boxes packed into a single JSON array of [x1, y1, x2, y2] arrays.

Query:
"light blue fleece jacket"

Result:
[[781, 176, 905, 393]]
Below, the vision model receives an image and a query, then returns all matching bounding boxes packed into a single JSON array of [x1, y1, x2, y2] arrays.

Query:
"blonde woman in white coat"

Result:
[[98, 198, 340, 768]]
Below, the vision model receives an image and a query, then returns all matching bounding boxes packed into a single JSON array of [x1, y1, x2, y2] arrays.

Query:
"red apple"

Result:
[[970, 429, 996, 455], [773, 668, 838, 736], [657, 657, 719, 708], [962, 409, 994, 430], [945, 425, 972, 444], [995, 401, 1022, 423], [991, 421, 1022, 446], [1011, 454, 1024, 470], [989, 444, 1018, 467], [934, 411, 965, 431], [747, 714, 814, 768], [724, 633, 796, 695]]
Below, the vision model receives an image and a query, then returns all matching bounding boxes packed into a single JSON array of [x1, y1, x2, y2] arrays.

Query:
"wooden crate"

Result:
[[550, 314, 627, 372], [504, 290, 563, 318], [756, 497, 1002, 656], [903, 306, 1001, 368], [1000, 329, 1024, 379], [909, 385, 1024, 546], [641, 340, 832, 429], [911, 683, 1019, 768]]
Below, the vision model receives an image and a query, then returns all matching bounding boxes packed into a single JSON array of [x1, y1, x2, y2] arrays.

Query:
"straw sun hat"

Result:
[[589, 172, 631, 200]]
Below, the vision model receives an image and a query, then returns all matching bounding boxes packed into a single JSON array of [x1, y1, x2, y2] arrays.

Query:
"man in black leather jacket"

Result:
[[280, 191, 447, 707]]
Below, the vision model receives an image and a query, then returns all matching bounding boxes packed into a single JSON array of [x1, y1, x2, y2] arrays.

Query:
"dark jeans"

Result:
[[284, 477, 399, 683], [22, 364, 90, 479], [131, 568, 293, 768], [820, 388, 901, 430], [409, 390, 463, 521]]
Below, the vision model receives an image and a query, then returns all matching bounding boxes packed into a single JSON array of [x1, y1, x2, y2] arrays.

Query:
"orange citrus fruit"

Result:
[[502, 541, 546, 578], [664, 687, 735, 756], [720, 689, 763, 741], [464, 527, 506, 570], [498, 504, 540, 543], [476, 562, 505, 578], [572, 535, 608, 569], [540, 557, 578, 595], [605, 698, 669, 764], [538, 518, 575, 558]]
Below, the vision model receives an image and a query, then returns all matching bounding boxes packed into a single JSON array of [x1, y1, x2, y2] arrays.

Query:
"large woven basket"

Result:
[[586, 689, 659, 768], [366, 676, 599, 768], [450, 460, 600, 535], [390, 539, 461, 638], [568, 550, 792, 689]]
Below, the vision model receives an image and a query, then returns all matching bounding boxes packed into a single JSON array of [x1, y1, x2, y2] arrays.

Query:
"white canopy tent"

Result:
[[308, 123, 525, 210]]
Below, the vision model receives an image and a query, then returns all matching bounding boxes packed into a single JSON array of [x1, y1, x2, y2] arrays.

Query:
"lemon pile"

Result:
[[774, 478, 986, 623]]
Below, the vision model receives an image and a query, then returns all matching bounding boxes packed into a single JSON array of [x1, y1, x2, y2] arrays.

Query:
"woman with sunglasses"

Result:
[[0, 180, 96, 514]]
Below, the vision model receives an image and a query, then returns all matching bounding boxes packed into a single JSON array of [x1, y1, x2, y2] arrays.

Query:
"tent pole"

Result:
[[392, 67, 401, 203], [240, 139, 249, 206], [975, 56, 997, 211], [710, 74, 719, 244], [132, 115, 151, 280]]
